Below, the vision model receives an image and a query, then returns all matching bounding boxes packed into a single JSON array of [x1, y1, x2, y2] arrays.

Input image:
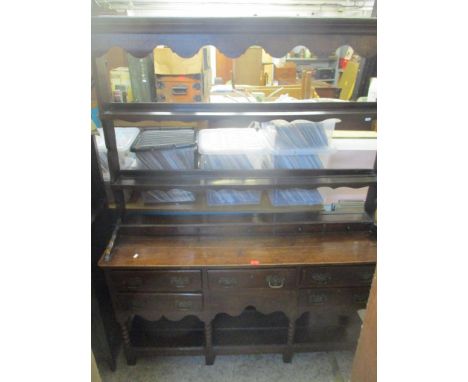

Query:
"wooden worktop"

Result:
[[99, 232, 376, 269]]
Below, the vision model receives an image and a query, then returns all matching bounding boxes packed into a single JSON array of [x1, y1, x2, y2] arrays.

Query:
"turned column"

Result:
[[283, 316, 295, 363], [204, 320, 215, 365], [120, 319, 136, 365]]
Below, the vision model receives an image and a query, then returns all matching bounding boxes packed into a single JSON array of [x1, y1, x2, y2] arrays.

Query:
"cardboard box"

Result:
[[153, 47, 211, 102], [154, 47, 205, 75], [233, 47, 263, 86]]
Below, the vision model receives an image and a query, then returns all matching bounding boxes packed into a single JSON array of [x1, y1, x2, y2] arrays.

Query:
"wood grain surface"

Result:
[[99, 232, 376, 268]]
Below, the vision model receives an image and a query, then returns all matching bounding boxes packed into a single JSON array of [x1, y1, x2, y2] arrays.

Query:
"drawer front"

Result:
[[155, 77, 204, 103], [110, 270, 202, 292], [301, 265, 375, 287], [208, 269, 296, 290], [299, 287, 370, 309], [116, 293, 203, 313]]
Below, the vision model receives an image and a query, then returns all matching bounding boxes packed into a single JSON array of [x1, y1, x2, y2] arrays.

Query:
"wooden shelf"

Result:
[[113, 169, 376, 191], [115, 191, 324, 214], [99, 102, 377, 130]]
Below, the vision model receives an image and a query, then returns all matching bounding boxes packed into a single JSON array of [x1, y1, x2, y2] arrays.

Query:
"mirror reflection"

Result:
[[100, 45, 376, 104]]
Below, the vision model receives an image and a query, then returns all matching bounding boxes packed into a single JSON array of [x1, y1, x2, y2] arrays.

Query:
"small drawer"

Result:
[[208, 269, 296, 290], [116, 293, 203, 313], [298, 287, 370, 309], [301, 265, 375, 287], [110, 270, 202, 292]]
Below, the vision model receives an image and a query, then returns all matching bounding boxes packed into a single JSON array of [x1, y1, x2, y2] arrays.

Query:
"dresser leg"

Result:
[[283, 318, 295, 363], [120, 321, 136, 366], [204, 321, 215, 365]]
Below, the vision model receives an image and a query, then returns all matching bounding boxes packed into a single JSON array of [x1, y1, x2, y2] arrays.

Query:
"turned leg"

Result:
[[120, 320, 136, 366], [283, 317, 295, 363], [204, 320, 215, 365]]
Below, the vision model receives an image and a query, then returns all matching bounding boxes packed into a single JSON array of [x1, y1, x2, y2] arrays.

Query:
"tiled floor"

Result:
[[98, 350, 354, 382]]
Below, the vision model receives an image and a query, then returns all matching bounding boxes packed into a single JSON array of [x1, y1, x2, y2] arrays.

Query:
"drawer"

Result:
[[116, 293, 203, 313], [301, 265, 375, 287], [208, 269, 296, 290], [109, 270, 202, 292], [298, 287, 370, 309]]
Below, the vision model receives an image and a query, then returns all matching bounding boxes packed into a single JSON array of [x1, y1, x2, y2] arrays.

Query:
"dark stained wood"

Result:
[[94, 15, 377, 366], [298, 287, 370, 309], [204, 320, 215, 365], [100, 102, 377, 130], [207, 269, 296, 290], [109, 270, 202, 292], [300, 265, 375, 287], [283, 318, 296, 363], [208, 290, 297, 318], [92, 17, 376, 59], [116, 293, 204, 316], [99, 232, 376, 268], [113, 172, 375, 191]]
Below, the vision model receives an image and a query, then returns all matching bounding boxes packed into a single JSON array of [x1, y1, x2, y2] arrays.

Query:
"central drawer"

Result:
[[208, 268, 296, 290], [110, 270, 202, 292], [116, 293, 203, 313]]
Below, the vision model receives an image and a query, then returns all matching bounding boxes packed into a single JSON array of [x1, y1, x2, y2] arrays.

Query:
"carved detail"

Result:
[[92, 18, 377, 58], [204, 321, 215, 365], [120, 322, 131, 345], [119, 320, 136, 365], [283, 318, 295, 363]]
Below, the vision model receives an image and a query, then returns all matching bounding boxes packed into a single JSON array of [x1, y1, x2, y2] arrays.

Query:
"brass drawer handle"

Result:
[[175, 300, 193, 310], [125, 277, 143, 290], [129, 300, 146, 310], [170, 276, 190, 289], [218, 276, 238, 287], [171, 85, 188, 95], [310, 273, 332, 285], [266, 275, 285, 289], [308, 293, 328, 304]]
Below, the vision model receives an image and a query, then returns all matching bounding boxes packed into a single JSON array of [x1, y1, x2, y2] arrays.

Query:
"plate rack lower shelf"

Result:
[[128, 308, 360, 358]]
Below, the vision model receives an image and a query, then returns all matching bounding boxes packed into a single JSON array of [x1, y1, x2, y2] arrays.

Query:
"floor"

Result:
[[98, 350, 354, 382]]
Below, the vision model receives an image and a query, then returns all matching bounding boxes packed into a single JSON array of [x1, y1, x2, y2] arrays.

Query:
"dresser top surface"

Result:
[[98, 232, 376, 269]]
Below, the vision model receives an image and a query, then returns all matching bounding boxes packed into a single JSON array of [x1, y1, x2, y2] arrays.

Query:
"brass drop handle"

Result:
[[171, 85, 188, 95], [311, 273, 332, 285], [170, 276, 190, 289], [175, 300, 193, 310], [125, 277, 143, 290], [218, 277, 238, 287], [266, 275, 285, 289]]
